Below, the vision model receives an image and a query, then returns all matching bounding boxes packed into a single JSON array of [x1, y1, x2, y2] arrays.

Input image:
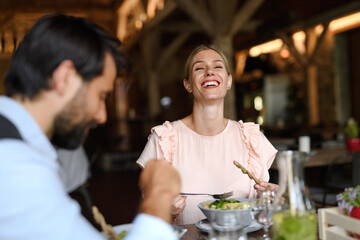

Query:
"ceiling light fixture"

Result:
[[329, 11, 360, 34], [249, 39, 283, 57]]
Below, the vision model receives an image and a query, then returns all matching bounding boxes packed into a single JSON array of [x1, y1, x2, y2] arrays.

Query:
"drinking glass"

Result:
[[251, 190, 274, 240], [209, 211, 247, 240]]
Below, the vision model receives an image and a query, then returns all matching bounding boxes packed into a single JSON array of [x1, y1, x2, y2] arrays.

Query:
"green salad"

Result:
[[203, 199, 252, 210], [117, 231, 127, 240]]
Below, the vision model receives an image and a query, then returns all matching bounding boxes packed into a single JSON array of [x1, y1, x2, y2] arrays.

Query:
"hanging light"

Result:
[[249, 39, 283, 57], [329, 11, 360, 34]]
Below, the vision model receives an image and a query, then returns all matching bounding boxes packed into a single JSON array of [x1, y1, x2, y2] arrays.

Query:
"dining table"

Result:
[[270, 146, 352, 169], [180, 224, 270, 240]]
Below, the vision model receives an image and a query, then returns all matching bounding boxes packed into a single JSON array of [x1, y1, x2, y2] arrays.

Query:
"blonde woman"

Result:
[[137, 44, 278, 225]]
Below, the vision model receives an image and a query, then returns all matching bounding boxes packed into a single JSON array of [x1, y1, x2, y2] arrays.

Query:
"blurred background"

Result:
[[1, 0, 360, 226]]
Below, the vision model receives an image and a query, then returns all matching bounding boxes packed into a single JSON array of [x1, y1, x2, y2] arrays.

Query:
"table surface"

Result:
[[271, 146, 352, 169], [181, 224, 269, 240]]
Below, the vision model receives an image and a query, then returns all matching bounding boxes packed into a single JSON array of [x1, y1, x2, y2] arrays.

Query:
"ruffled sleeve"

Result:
[[150, 121, 177, 164], [239, 121, 262, 179], [238, 120, 277, 197]]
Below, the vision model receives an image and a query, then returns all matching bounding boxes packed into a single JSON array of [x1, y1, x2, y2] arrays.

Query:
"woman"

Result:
[[137, 44, 278, 225]]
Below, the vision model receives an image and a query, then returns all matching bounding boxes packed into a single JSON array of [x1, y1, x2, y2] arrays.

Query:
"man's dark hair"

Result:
[[5, 13, 126, 98]]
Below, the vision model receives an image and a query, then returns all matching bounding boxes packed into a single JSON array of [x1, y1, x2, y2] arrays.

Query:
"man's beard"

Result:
[[51, 114, 96, 150]]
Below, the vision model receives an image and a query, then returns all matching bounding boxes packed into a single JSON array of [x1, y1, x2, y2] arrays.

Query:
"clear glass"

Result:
[[209, 211, 247, 240], [251, 190, 274, 240], [272, 151, 317, 240]]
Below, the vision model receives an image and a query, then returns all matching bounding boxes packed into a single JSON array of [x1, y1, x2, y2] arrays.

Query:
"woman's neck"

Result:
[[182, 102, 228, 136]]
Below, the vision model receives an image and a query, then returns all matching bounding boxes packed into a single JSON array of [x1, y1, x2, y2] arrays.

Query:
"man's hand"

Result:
[[139, 160, 181, 223]]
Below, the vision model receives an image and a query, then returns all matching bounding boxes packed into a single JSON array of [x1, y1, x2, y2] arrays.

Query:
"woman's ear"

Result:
[[183, 79, 192, 93], [227, 74, 233, 90]]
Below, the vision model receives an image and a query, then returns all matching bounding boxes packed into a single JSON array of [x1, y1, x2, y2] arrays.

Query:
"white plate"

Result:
[[196, 219, 262, 233], [108, 223, 187, 239]]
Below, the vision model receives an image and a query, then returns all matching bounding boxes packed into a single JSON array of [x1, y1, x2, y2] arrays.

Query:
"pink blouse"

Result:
[[137, 120, 277, 225]]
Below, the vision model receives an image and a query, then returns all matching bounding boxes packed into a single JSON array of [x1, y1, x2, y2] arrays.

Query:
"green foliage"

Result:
[[337, 186, 360, 214], [345, 118, 359, 138]]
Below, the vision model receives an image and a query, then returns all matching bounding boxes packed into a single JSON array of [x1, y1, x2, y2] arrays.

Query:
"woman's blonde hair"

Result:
[[184, 44, 231, 80]]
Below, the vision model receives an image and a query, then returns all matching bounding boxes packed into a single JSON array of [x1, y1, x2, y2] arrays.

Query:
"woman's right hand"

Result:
[[171, 195, 187, 220]]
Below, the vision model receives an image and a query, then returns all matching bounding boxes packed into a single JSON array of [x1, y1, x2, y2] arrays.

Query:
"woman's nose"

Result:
[[206, 68, 214, 76]]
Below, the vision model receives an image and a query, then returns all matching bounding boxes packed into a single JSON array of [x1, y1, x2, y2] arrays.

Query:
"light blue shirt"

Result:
[[0, 96, 176, 240]]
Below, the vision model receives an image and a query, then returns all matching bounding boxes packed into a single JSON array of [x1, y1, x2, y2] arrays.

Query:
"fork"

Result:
[[179, 191, 233, 199]]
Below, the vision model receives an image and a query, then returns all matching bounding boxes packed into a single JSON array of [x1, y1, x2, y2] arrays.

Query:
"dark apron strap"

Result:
[[0, 114, 22, 140]]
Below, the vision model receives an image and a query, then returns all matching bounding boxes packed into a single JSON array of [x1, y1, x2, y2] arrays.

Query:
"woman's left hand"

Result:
[[171, 195, 187, 221], [254, 181, 278, 195]]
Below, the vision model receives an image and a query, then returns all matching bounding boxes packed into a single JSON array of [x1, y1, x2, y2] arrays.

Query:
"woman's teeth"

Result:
[[202, 81, 219, 87]]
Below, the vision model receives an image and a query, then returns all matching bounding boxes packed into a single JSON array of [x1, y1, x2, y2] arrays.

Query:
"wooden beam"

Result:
[[143, 0, 177, 31], [230, 0, 264, 36], [158, 32, 191, 69], [0, 6, 115, 16], [238, 20, 262, 32], [123, 30, 141, 51], [0, 14, 14, 30], [174, 0, 214, 37], [158, 21, 202, 33], [309, 23, 329, 64], [277, 31, 308, 66], [210, 0, 238, 35], [288, 1, 360, 32], [123, 0, 177, 51], [307, 64, 319, 125]]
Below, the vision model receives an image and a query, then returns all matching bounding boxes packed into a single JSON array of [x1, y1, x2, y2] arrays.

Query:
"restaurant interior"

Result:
[[1, 0, 360, 235]]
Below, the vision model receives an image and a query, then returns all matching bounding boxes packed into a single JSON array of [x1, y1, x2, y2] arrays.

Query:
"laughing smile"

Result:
[[201, 80, 220, 87]]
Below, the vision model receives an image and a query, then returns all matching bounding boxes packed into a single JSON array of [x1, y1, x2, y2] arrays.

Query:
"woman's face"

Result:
[[184, 49, 232, 103]]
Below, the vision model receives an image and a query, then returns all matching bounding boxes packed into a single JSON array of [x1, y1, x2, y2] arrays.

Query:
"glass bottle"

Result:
[[272, 150, 317, 240]]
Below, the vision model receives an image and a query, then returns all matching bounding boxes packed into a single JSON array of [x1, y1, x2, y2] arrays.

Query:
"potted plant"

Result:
[[337, 186, 360, 239], [345, 118, 360, 152]]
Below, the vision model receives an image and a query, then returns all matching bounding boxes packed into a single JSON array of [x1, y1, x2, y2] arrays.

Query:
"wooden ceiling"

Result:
[[1, 0, 360, 52], [233, 0, 360, 49], [0, 0, 122, 13], [0, 0, 124, 36]]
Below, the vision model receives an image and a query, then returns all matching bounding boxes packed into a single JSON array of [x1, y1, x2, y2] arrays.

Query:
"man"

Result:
[[0, 14, 180, 240]]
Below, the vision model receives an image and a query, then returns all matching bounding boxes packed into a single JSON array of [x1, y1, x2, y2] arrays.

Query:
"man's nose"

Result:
[[94, 102, 107, 124]]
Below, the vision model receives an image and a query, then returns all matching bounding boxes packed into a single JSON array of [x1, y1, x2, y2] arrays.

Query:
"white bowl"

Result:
[[198, 198, 254, 228]]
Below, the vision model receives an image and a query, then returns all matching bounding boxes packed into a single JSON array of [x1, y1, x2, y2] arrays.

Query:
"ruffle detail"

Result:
[[239, 121, 263, 196], [151, 121, 177, 164]]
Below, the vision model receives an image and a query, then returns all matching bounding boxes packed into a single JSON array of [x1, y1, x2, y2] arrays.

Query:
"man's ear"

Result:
[[51, 60, 80, 96]]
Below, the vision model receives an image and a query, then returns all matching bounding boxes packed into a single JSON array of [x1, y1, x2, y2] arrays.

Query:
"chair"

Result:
[[310, 151, 360, 208]]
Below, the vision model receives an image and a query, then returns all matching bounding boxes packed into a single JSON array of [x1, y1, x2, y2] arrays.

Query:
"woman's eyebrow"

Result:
[[192, 59, 223, 68], [192, 60, 205, 67], [213, 59, 224, 64]]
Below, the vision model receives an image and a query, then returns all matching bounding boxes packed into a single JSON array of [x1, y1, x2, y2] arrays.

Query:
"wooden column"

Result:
[[306, 64, 319, 125], [143, 30, 161, 119], [278, 24, 328, 126], [214, 35, 237, 120]]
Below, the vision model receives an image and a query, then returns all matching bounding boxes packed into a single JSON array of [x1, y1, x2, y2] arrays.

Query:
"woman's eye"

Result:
[[195, 67, 204, 71], [215, 66, 223, 69]]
